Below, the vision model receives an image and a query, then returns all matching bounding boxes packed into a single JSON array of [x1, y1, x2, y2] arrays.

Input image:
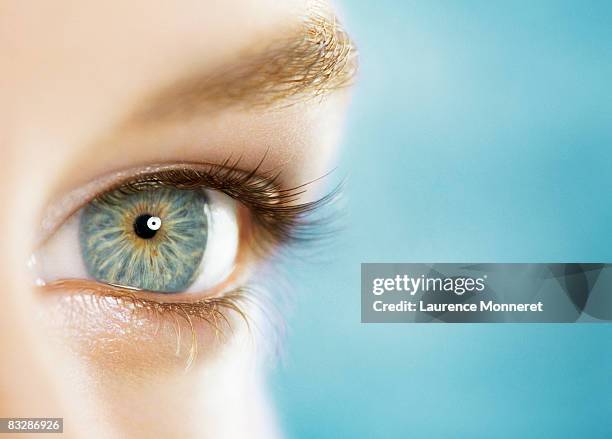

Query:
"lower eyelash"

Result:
[[43, 279, 251, 370]]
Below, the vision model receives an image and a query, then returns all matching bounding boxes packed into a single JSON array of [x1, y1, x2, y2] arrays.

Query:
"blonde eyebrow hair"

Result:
[[135, 7, 358, 122]]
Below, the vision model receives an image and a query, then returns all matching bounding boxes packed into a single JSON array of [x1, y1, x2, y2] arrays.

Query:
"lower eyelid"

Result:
[[40, 257, 251, 302], [38, 281, 251, 371]]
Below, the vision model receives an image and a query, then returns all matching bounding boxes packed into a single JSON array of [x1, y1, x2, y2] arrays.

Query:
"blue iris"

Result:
[[79, 187, 209, 293]]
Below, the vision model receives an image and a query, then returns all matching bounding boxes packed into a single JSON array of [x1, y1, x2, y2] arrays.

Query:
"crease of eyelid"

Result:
[[43, 279, 284, 370], [131, 3, 358, 122]]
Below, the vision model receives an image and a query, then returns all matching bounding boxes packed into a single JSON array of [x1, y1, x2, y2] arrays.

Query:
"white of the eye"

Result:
[[147, 216, 162, 230], [31, 211, 87, 284], [185, 190, 239, 293]]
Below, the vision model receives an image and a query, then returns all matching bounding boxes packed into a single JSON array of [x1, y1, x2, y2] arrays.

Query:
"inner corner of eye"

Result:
[[32, 185, 241, 295]]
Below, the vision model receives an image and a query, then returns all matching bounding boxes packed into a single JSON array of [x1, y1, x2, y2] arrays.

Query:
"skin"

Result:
[[0, 1, 354, 438]]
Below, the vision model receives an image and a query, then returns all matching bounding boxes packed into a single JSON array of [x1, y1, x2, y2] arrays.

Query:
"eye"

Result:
[[33, 184, 239, 295], [32, 162, 340, 305]]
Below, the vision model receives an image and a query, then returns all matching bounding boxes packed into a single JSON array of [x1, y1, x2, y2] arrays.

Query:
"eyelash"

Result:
[[45, 278, 250, 369], [40, 155, 343, 367], [96, 155, 342, 253]]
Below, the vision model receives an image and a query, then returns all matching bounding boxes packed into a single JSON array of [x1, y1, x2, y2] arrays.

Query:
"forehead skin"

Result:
[[0, 0, 309, 149], [0, 1, 353, 438]]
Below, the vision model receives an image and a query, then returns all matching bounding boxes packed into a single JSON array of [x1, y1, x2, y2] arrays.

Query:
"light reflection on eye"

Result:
[[33, 185, 239, 295]]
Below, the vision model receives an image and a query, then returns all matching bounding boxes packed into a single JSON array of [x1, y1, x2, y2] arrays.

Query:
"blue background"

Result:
[[271, 1, 612, 438]]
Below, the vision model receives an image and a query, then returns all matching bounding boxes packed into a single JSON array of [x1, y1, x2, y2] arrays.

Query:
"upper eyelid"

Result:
[[37, 156, 342, 266], [37, 161, 282, 247]]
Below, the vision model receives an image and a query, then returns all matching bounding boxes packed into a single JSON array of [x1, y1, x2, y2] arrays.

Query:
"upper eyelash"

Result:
[[95, 154, 344, 253]]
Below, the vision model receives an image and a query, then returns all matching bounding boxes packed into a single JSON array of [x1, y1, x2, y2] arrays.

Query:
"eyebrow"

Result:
[[133, 8, 358, 122]]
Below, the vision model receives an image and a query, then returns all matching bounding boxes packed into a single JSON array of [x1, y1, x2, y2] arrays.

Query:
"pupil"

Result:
[[133, 214, 158, 239]]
